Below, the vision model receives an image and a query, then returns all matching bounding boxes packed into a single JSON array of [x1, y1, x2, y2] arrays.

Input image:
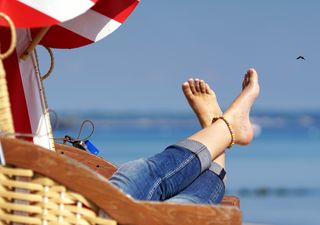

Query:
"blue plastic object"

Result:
[[84, 140, 100, 155]]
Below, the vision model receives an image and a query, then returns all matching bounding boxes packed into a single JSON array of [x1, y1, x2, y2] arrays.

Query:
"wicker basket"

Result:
[[0, 165, 117, 225]]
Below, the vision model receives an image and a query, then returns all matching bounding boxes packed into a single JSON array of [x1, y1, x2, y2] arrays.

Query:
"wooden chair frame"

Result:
[[1, 138, 242, 225]]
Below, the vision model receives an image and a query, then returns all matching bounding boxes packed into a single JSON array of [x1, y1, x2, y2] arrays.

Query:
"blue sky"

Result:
[[43, 1, 320, 113]]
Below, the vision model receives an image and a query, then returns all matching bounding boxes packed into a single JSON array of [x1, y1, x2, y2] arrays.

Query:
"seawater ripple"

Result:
[[228, 187, 320, 198]]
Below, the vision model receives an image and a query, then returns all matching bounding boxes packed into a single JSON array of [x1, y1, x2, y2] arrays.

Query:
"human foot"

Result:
[[182, 78, 222, 128], [223, 68, 260, 146]]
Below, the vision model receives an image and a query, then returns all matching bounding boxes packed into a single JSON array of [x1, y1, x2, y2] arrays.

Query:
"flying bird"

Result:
[[296, 56, 305, 60]]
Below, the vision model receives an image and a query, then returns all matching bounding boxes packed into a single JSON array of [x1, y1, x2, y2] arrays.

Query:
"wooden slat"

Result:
[[1, 138, 242, 225], [220, 196, 240, 207], [55, 143, 117, 178]]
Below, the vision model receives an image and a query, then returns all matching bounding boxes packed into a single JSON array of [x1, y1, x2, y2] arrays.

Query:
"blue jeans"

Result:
[[110, 139, 226, 204]]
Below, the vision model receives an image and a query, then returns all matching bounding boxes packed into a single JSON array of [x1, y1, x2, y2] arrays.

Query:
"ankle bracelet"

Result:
[[212, 116, 236, 149]]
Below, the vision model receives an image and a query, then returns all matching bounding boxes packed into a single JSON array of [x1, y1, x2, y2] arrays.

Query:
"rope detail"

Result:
[[0, 13, 16, 136]]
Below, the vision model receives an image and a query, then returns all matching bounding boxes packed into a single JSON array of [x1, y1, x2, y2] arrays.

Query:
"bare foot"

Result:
[[182, 78, 225, 166], [182, 78, 222, 128], [224, 68, 260, 145]]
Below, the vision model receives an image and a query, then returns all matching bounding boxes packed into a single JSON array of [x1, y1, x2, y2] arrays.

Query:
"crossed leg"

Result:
[[110, 69, 260, 204], [188, 68, 260, 158], [164, 78, 227, 204], [182, 78, 225, 168]]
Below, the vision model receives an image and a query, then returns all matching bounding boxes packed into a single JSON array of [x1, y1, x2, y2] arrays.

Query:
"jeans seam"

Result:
[[210, 180, 224, 203], [146, 153, 197, 200]]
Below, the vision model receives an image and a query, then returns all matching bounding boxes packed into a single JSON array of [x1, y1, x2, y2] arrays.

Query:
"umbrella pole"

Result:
[[20, 27, 50, 60]]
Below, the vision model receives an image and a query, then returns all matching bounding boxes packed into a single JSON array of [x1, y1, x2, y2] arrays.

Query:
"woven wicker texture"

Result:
[[0, 166, 116, 225], [0, 61, 15, 136], [0, 13, 16, 135]]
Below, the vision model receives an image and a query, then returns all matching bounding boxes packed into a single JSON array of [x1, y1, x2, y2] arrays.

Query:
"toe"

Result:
[[195, 79, 201, 93], [199, 80, 206, 93], [243, 68, 258, 89], [242, 76, 248, 90], [243, 71, 251, 89], [248, 68, 259, 84], [182, 82, 194, 98], [206, 83, 215, 96], [188, 79, 197, 94]]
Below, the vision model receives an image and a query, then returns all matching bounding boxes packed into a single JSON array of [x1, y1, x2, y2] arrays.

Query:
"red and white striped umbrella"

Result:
[[31, 0, 139, 48], [0, 0, 99, 28]]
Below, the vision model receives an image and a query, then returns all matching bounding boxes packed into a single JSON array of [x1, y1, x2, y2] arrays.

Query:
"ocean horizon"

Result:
[[53, 110, 320, 225]]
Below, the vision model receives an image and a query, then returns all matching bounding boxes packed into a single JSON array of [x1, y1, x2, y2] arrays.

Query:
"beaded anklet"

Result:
[[212, 116, 236, 148]]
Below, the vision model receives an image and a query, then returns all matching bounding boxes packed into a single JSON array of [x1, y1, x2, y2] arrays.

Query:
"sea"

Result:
[[53, 111, 320, 225]]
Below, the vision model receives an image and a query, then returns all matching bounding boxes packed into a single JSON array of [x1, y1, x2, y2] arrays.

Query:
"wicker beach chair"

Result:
[[0, 11, 241, 225], [0, 137, 242, 225]]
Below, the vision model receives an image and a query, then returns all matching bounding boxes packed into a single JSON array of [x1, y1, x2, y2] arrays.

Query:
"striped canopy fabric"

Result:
[[0, 0, 139, 151], [31, 0, 140, 49], [0, 27, 55, 150], [0, 0, 99, 28]]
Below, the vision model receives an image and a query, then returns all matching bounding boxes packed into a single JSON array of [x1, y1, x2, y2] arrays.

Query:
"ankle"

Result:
[[222, 111, 236, 131], [212, 116, 235, 149], [223, 111, 254, 146], [200, 120, 211, 128], [199, 112, 219, 128]]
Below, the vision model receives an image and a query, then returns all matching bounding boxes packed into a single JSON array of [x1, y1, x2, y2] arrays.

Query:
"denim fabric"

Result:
[[109, 139, 225, 204], [165, 162, 226, 204]]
